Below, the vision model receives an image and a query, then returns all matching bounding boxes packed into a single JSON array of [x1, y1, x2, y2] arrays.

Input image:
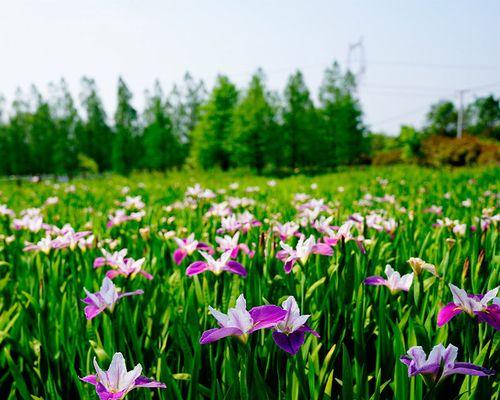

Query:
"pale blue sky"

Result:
[[0, 0, 499, 134]]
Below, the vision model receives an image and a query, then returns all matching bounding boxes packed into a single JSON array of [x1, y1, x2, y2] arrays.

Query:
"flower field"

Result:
[[0, 166, 498, 399]]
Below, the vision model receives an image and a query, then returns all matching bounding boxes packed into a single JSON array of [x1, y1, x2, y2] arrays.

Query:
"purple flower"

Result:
[[172, 233, 213, 265], [82, 277, 143, 320], [437, 284, 499, 330], [94, 249, 128, 269], [400, 344, 495, 381], [80, 352, 165, 399], [23, 236, 54, 254], [200, 294, 286, 344], [106, 257, 153, 280], [272, 296, 320, 355], [364, 264, 413, 294], [273, 221, 301, 241], [215, 232, 254, 259], [277, 235, 333, 274], [186, 251, 247, 277]]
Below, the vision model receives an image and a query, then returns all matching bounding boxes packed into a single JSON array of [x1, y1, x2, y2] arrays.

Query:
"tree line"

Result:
[[0, 61, 497, 176], [0, 62, 365, 176]]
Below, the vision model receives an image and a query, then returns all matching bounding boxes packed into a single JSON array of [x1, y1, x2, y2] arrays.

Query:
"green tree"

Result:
[[29, 86, 58, 174], [49, 79, 80, 176], [190, 75, 238, 170], [231, 70, 279, 173], [142, 81, 181, 170], [80, 77, 113, 171], [424, 100, 457, 137], [319, 63, 365, 166], [282, 71, 317, 169], [466, 95, 500, 139], [112, 77, 139, 174]]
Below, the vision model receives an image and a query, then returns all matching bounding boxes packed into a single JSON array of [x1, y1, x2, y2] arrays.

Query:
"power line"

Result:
[[368, 60, 500, 71]]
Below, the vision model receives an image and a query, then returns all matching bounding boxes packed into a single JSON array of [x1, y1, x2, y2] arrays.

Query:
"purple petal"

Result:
[[173, 249, 186, 265], [186, 261, 208, 276], [84, 305, 104, 320], [139, 270, 154, 280], [93, 257, 105, 268], [312, 243, 333, 256], [225, 261, 247, 277], [400, 355, 412, 366], [134, 375, 167, 388], [197, 242, 214, 254], [118, 289, 144, 299], [363, 276, 387, 286], [248, 305, 287, 332], [96, 383, 124, 400], [447, 362, 496, 377], [276, 250, 288, 261], [272, 331, 305, 355], [80, 375, 97, 385], [284, 260, 295, 274], [105, 270, 121, 279], [437, 303, 463, 327], [475, 305, 500, 331], [298, 324, 320, 338], [199, 327, 243, 344], [230, 247, 240, 259]]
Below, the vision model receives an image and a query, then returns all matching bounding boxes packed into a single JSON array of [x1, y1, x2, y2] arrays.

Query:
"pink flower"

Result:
[[172, 233, 213, 265], [186, 251, 247, 277], [215, 232, 254, 259], [364, 265, 413, 294], [82, 277, 143, 320], [437, 284, 499, 330], [277, 235, 333, 274], [81, 352, 165, 399]]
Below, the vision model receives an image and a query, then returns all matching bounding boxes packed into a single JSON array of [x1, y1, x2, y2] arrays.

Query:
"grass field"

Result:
[[0, 166, 498, 399]]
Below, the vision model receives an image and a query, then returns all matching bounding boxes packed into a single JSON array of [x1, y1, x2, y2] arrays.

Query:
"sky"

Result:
[[0, 0, 499, 135]]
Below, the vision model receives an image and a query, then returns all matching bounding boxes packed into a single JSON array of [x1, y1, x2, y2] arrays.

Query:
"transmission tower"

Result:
[[347, 37, 366, 84]]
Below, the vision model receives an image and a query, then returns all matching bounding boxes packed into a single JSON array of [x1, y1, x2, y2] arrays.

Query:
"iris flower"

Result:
[[186, 251, 247, 277], [106, 257, 153, 280], [364, 265, 413, 294], [82, 277, 143, 320], [272, 296, 320, 355], [437, 284, 499, 330], [215, 231, 254, 259], [400, 344, 495, 380], [81, 352, 165, 400], [200, 294, 286, 344], [173, 233, 213, 265], [277, 235, 333, 274]]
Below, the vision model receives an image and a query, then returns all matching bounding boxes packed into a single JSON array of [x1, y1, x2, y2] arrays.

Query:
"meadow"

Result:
[[0, 166, 498, 400]]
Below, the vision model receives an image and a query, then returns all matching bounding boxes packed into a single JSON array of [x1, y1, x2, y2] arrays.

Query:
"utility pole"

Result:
[[456, 89, 468, 138]]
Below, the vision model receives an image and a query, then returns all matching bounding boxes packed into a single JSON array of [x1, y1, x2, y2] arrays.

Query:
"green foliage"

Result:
[[467, 95, 500, 140], [319, 63, 366, 166], [230, 71, 279, 173], [190, 75, 239, 170], [142, 81, 182, 170], [0, 166, 498, 399], [282, 71, 318, 169], [112, 78, 140, 175], [424, 100, 457, 137]]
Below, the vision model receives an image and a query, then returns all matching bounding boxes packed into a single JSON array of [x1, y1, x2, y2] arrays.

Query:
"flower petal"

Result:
[[199, 327, 243, 344], [186, 261, 208, 276], [363, 276, 387, 286], [437, 303, 463, 327], [225, 261, 247, 277], [272, 331, 305, 355], [248, 305, 287, 332]]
